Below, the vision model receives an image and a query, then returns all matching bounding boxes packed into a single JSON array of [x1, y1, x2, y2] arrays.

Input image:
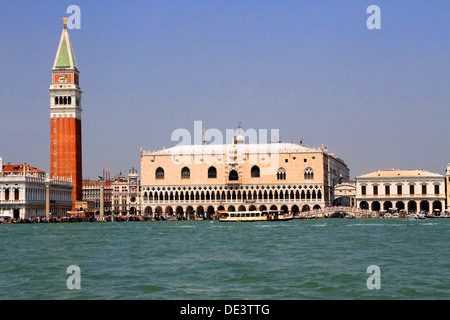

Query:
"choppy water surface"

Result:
[[0, 219, 448, 299]]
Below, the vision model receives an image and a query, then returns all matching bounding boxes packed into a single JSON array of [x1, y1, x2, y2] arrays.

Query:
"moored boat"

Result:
[[408, 213, 426, 220], [218, 210, 293, 222], [266, 210, 294, 221]]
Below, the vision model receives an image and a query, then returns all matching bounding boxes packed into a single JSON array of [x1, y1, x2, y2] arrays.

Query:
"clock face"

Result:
[[131, 196, 136, 203]]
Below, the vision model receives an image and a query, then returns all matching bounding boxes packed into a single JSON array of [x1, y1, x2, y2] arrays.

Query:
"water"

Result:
[[0, 219, 448, 300]]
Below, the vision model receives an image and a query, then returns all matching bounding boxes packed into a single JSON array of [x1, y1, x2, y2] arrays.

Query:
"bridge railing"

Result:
[[295, 206, 376, 218]]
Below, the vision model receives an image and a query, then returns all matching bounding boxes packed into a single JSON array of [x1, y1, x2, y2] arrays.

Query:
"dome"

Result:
[[235, 133, 245, 144]]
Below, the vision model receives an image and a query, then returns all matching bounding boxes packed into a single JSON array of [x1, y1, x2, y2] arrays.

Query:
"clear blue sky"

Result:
[[0, 0, 449, 179]]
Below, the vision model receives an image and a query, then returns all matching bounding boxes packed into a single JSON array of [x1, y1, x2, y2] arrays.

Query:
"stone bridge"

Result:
[[297, 206, 375, 218]]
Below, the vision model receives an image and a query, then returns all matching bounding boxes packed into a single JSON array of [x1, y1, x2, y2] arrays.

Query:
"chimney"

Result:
[[299, 139, 303, 146], [0, 157, 3, 175]]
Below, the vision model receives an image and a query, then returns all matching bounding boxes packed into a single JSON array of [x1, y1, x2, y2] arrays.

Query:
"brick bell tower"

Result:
[[49, 18, 82, 209]]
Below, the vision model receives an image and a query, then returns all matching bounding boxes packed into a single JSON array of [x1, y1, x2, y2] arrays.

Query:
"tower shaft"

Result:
[[49, 19, 82, 209]]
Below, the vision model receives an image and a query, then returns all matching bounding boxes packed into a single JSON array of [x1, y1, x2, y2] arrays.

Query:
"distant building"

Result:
[[74, 200, 96, 215], [112, 168, 141, 215], [140, 131, 350, 218], [82, 168, 141, 215], [333, 181, 356, 207], [0, 157, 72, 219], [355, 169, 446, 213], [82, 180, 113, 214], [111, 173, 127, 215]]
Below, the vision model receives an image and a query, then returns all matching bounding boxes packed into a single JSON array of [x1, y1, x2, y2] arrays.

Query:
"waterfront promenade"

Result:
[[1, 206, 448, 224]]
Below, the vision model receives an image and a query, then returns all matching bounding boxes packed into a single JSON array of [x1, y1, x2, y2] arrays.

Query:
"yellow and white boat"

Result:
[[218, 210, 293, 222]]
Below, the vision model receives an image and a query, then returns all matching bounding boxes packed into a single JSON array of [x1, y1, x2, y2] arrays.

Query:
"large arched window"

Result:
[[229, 170, 239, 181], [155, 167, 164, 180], [181, 167, 190, 179], [251, 165, 260, 178], [304, 167, 314, 180], [277, 168, 286, 180], [208, 166, 217, 179]]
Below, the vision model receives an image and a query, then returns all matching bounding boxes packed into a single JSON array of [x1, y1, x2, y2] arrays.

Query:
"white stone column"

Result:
[[45, 180, 51, 219], [19, 186, 26, 201]]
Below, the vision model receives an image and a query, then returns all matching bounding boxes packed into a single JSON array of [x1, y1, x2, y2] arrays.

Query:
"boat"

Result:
[[426, 210, 443, 218], [409, 213, 426, 220], [329, 211, 347, 218], [266, 210, 294, 221], [218, 210, 293, 222]]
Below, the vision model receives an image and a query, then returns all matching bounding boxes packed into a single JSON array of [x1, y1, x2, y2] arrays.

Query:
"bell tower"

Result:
[[49, 18, 83, 209]]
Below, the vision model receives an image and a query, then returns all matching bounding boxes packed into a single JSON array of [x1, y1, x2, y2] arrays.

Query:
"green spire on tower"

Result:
[[53, 18, 78, 70]]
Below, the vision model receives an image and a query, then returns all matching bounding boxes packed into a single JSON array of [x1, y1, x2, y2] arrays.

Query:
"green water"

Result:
[[0, 219, 448, 300]]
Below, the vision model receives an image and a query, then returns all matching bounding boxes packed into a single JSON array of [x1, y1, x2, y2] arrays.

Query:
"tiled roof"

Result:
[[357, 169, 443, 179], [2, 164, 45, 173], [82, 181, 100, 187]]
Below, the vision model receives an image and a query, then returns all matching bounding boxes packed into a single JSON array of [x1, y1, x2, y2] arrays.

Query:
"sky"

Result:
[[0, 0, 449, 180]]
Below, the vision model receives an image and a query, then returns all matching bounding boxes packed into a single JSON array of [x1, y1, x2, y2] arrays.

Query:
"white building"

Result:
[[333, 181, 356, 207], [356, 169, 446, 213], [140, 134, 350, 218], [0, 157, 73, 219], [112, 167, 141, 215]]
